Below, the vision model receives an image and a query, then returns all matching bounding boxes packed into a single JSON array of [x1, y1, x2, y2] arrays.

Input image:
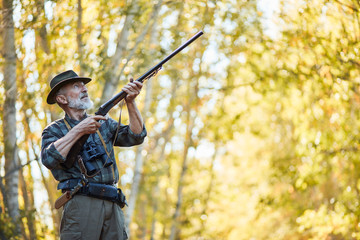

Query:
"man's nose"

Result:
[[81, 85, 88, 92]]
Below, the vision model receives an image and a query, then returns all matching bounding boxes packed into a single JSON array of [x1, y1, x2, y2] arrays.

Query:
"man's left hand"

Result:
[[122, 78, 143, 102]]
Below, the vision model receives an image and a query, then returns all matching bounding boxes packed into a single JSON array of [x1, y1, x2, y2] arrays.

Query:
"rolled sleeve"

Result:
[[115, 125, 147, 147], [41, 125, 66, 169], [106, 117, 147, 147]]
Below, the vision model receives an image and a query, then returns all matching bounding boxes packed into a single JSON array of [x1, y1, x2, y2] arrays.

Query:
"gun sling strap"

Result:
[[63, 99, 125, 178], [54, 101, 126, 209]]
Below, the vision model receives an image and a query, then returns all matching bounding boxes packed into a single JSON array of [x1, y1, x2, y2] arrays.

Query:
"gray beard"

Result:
[[67, 94, 93, 110]]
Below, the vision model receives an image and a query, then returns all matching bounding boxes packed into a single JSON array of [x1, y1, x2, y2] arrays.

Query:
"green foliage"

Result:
[[0, 210, 19, 239]]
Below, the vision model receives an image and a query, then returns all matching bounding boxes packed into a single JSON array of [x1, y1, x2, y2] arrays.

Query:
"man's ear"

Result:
[[56, 95, 68, 105]]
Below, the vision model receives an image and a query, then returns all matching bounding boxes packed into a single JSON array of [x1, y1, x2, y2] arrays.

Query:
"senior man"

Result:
[[41, 70, 146, 239]]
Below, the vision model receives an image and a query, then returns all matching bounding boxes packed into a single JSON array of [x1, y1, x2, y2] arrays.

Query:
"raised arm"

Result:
[[122, 78, 144, 134]]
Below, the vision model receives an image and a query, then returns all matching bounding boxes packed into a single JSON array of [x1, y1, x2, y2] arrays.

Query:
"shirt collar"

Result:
[[64, 112, 88, 125]]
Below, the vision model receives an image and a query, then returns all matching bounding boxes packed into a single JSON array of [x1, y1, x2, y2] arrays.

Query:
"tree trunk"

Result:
[[123, 2, 163, 236], [35, 0, 49, 54], [124, 145, 144, 231], [116, 0, 163, 81], [150, 80, 178, 240], [139, 198, 147, 240], [165, 3, 194, 239], [19, 168, 31, 240], [100, 0, 139, 103], [20, 110, 38, 240], [124, 38, 155, 236], [0, 178, 7, 212], [169, 74, 199, 240], [149, 124, 173, 240], [169, 115, 194, 240], [2, 0, 19, 233], [25, 166, 37, 240], [0, 175, 9, 240], [77, 0, 85, 75], [36, 160, 61, 236]]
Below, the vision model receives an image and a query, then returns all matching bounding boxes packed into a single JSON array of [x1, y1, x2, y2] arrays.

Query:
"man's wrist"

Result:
[[71, 124, 85, 137], [126, 99, 137, 107]]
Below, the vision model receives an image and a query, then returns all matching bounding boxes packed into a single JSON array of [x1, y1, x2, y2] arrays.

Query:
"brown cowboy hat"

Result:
[[47, 70, 91, 104]]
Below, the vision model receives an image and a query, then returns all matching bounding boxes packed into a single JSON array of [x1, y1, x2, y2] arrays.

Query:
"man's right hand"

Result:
[[54, 115, 107, 160], [74, 115, 107, 135]]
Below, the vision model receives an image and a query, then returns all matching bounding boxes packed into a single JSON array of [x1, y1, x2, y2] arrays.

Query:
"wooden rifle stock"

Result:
[[64, 31, 204, 168]]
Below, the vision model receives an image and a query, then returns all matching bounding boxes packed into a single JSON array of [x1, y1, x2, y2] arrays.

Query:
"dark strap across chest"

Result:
[[63, 118, 115, 179]]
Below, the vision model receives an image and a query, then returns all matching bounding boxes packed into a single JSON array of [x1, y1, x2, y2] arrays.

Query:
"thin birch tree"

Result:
[[2, 0, 19, 233], [100, 0, 139, 103], [124, 0, 163, 234]]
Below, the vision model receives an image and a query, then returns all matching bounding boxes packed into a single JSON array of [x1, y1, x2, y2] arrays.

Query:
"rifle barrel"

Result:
[[67, 31, 203, 168], [136, 30, 204, 83], [96, 30, 204, 116], [64, 31, 203, 168]]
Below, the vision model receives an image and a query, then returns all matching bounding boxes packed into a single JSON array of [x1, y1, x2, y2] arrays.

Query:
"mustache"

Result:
[[80, 92, 89, 99]]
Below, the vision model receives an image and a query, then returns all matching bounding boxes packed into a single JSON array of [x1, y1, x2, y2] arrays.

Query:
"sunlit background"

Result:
[[1, 0, 360, 239]]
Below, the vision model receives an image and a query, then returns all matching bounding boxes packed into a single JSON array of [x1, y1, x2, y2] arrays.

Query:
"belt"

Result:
[[57, 178, 82, 190], [58, 179, 127, 208]]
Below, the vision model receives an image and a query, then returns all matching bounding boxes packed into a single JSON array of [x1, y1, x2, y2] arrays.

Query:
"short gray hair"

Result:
[[55, 86, 67, 104], [56, 86, 66, 96]]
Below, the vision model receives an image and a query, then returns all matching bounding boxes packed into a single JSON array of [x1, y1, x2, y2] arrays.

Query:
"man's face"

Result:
[[59, 81, 93, 110]]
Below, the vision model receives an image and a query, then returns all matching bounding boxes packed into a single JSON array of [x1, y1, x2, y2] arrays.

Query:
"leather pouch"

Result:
[[55, 191, 71, 209], [87, 183, 118, 200]]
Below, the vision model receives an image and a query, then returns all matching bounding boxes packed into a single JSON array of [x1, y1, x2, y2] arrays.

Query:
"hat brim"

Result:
[[47, 77, 91, 105]]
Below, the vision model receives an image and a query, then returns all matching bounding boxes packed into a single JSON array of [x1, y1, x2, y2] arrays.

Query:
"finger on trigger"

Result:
[[94, 115, 107, 121]]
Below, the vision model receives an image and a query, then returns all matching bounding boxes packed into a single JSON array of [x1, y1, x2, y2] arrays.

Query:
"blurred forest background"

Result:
[[1, 0, 360, 239]]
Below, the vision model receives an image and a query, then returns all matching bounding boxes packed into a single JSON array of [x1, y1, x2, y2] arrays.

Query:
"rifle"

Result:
[[64, 30, 204, 168]]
